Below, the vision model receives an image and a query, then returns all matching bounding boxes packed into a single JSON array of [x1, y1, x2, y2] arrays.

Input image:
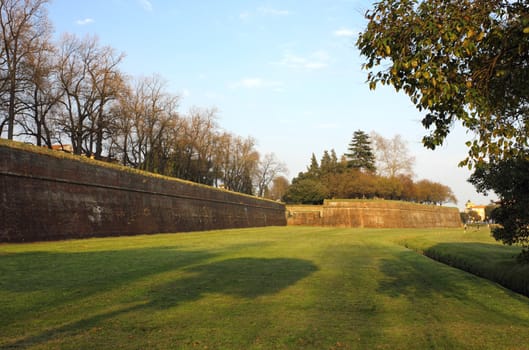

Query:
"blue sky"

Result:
[[48, 0, 495, 208]]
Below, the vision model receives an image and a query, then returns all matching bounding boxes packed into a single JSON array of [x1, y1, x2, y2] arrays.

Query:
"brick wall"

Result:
[[287, 200, 461, 228], [0, 141, 286, 242]]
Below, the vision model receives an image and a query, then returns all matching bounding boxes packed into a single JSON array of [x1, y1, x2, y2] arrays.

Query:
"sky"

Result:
[[47, 0, 497, 209]]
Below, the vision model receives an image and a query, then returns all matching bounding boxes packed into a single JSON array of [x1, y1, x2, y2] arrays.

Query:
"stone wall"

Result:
[[0, 140, 286, 242], [287, 200, 461, 228]]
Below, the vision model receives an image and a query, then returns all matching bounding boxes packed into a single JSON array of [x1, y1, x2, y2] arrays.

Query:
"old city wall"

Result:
[[0, 141, 286, 242], [287, 200, 461, 228]]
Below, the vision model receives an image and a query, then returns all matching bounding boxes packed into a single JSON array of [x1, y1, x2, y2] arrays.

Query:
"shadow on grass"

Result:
[[0, 247, 214, 326], [2, 253, 317, 348], [420, 242, 529, 297], [377, 249, 470, 299], [149, 257, 318, 305], [377, 248, 529, 323]]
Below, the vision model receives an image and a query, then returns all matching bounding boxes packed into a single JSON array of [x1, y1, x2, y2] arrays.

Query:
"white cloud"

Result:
[[276, 51, 330, 70], [76, 18, 94, 26], [230, 78, 284, 90], [258, 7, 290, 16], [138, 0, 153, 12], [333, 28, 356, 37]]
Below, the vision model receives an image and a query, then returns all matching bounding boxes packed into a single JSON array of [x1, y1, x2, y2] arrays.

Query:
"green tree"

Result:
[[469, 157, 529, 262], [485, 202, 499, 222], [357, 0, 529, 166], [282, 178, 328, 205], [358, 0, 529, 261], [307, 153, 320, 178], [320, 150, 332, 175], [345, 130, 376, 172]]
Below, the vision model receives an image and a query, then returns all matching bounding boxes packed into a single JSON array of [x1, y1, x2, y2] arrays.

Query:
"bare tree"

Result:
[[87, 42, 125, 159], [266, 175, 290, 201], [0, 0, 50, 139], [55, 34, 124, 155], [177, 107, 219, 184], [217, 133, 259, 194], [255, 153, 287, 197], [112, 75, 179, 170], [19, 32, 60, 147], [370, 132, 415, 178]]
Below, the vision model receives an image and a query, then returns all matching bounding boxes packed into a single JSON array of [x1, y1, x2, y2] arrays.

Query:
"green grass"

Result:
[[1, 227, 529, 349], [398, 227, 529, 297]]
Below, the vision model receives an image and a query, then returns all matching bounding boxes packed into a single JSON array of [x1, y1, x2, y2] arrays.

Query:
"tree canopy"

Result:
[[357, 0, 529, 167], [284, 141, 456, 205], [345, 130, 376, 172], [469, 157, 529, 261], [358, 0, 529, 261]]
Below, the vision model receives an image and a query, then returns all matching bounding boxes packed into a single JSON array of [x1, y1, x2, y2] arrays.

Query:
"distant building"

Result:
[[465, 200, 486, 221]]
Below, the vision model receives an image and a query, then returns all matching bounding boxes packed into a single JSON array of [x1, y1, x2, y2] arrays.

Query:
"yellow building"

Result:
[[464, 200, 486, 221]]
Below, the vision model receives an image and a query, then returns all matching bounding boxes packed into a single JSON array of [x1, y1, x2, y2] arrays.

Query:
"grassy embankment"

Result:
[[398, 227, 529, 297], [1, 226, 529, 350]]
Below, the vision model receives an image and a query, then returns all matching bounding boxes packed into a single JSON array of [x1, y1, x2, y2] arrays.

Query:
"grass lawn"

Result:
[[1, 226, 529, 349], [397, 227, 529, 297]]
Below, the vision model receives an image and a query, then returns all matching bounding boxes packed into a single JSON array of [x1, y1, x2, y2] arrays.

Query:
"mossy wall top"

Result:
[[0, 140, 286, 242], [287, 200, 462, 228]]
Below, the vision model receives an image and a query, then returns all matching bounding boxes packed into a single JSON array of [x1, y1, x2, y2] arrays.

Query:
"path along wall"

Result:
[[0, 141, 286, 242], [287, 200, 461, 228]]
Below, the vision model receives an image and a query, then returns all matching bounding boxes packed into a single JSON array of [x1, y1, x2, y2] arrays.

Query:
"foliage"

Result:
[[282, 178, 328, 204], [466, 210, 482, 223], [344, 130, 376, 172], [484, 202, 499, 221], [2, 227, 529, 349], [358, 0, 529, 260], [469, 156, 529, 262], [414, 179, 457, 205], [357, 0, 529, 167], [285, 149, 456, 204]]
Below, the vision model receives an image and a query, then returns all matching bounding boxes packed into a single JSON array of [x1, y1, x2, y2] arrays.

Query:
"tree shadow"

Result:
[[377, 248, 529, 324], [419, 242, 529, 297], [3, 255, 317, 348], [0, 247, 215, 326], [149, 257, 318, 306]]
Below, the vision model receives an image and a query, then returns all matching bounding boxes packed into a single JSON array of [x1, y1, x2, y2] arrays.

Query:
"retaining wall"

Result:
[[0, 140, 286, 242], [287, 200, 461, 228]]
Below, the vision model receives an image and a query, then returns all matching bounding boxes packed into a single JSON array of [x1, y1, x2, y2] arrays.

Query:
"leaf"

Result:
[[524, 27, 529, 34]]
